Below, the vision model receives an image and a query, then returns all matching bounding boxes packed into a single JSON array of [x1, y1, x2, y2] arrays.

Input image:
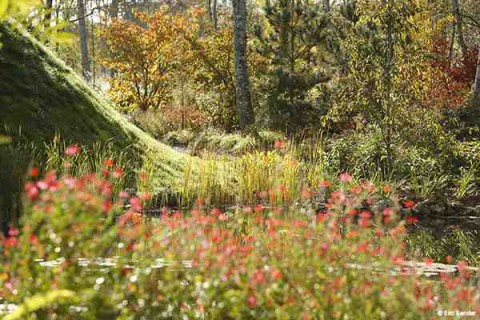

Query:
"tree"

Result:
[[473, 43, 480, 106], [232, 0, 255, 130], [451, 0, 468, 58], [100, 8, 183, 112], [45, 0, 53, 26], [328, 0, 435, 176], [77, 0, 91, 81], [254, 0, 334, 130]]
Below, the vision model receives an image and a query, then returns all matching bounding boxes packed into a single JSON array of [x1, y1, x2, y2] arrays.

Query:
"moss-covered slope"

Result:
[[0, 25, 194, 228]]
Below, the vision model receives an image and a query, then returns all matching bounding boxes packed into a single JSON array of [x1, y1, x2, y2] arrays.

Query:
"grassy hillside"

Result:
[[0, 24, 194, 229]]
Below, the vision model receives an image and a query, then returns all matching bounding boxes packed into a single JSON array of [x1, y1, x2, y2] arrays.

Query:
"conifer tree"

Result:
[[254, 0, 334, 130]]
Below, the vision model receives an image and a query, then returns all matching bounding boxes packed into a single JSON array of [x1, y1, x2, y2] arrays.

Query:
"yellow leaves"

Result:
[[0, 0, 8, 19], [4, 290, 77, 320], [0, 134, 11, 145]]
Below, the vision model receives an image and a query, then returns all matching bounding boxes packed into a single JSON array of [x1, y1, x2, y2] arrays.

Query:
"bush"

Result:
[[1, 162, 479, 319]]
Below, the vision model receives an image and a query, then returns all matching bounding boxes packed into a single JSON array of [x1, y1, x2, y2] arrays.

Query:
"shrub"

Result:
[[1, 163, 479, 319]]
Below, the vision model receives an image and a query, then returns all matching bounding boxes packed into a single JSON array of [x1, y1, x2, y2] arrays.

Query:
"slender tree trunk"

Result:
[[473, 45, 480, 106], [451, 0, 468, 58], [448, 23, 456, 63], [322, 0, 330, 12], [77, 0, 91, 81], [109, 0, 119, 20], [45, 0, 53, 27], [382, 0, 395, 177], [232, 0, 255, 130], [213, 0, 218, 30], [207, 0, 212, 21]]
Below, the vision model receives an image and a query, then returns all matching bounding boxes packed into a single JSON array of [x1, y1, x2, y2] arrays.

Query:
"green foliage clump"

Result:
[[254, 0, 335, 130]]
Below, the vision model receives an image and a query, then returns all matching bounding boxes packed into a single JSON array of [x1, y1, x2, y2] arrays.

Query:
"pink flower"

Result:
[[383, 208, 394, 216], [247, 295, 257, 308], [25, 182, 39, 200], [129, 196, 142, 212], [65, 144, 80, 156], [339, 172, 352, 183], [119, 191, 129, 199], [113, 167, 123, 178], [7, 228, 19, 237]]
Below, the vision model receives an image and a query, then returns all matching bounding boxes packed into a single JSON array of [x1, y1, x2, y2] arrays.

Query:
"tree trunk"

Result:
[[448, 23, 456, 63], [213, 0, 218, 30], [473, 45, 480, 106], [451, 0, 467, 58], [322, 0, 330, 12], [45, 0, 53, 27], [109, 0, 119, 20], [232, 0, 255, 130], [77, 0, 91, 81]]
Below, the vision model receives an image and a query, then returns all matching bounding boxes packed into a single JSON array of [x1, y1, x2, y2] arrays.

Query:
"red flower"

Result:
[[139, 172, 148, 181], [65, 144, 80, 156], [403, 199, 416, 209], [104, 158, 115, 167], [30, 167, 39, 178], [210, 208, 222, 217], [406, 216, 419, 224], [424, 258, 434, 265], [271, 269, 282, 281], [4, 237, 18, 247], [103, 200, 113, 213], [254, 204, 264, 213], [29, 234, 39, 245], [119, 211, 142, 227], [252, 269, 265, 284]]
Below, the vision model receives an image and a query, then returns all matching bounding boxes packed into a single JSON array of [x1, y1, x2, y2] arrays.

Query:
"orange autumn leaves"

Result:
[[99, 7, 199, 112]]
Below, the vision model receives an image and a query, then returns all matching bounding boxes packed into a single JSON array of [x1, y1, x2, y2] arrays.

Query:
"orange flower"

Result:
[[274, 140, 285, 149], [104, 158, 115, 167], [403, 199, 416, 209], [319, 180, 331, 188], [30, 167, 39, 178]]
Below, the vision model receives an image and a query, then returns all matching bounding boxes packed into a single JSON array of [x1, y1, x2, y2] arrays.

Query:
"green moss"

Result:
[[0, 24, 197, 228]]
